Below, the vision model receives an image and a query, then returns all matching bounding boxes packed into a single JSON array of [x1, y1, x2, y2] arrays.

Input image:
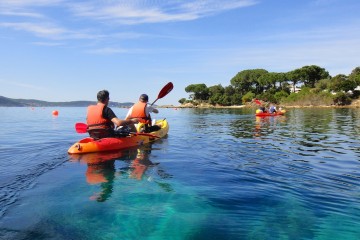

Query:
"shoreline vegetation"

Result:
[[159, 99, 360, 109], [178, 65, 360, 110]]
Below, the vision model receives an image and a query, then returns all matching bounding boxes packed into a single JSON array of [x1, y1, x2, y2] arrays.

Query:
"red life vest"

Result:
[[87, 103, 113, 131], [130, 101, 150, 124]]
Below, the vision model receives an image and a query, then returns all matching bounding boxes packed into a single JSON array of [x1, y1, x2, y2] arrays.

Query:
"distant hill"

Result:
[[0, 96, 134, 108]]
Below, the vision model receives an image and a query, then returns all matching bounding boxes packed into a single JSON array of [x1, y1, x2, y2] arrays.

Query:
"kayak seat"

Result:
[[88, 127, 130, 140], [113, 126, 131, 138], [88, 129, 113, 140], [143, 125, 161, 133]]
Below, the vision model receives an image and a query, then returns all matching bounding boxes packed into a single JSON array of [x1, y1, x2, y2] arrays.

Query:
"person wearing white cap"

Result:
[[125, 94, 160, 132]]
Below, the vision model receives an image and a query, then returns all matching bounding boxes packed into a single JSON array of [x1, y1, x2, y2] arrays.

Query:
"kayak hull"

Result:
[[68, 119, 169, 154], [255, 110, 286, 117]]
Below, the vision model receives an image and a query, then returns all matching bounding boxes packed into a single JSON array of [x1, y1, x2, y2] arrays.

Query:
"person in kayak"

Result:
[[259, 104, 267, 113], [126, 94, 161, 133], [269, 104, 277, 114], [87, 90, 138, 139]]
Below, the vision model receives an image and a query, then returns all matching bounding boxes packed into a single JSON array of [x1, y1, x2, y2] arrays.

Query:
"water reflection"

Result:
[[253, 116, 287, 139], [87, 161, 116, 202], [69, 145, 172, 202], [229, 115, 287, 139]]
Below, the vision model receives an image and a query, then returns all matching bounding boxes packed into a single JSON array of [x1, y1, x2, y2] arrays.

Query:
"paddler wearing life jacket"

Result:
[[87, 90, 139, 139], [269, 104, 277, 114], [126, 94, 161, 133], [259, 105, 267, 113]]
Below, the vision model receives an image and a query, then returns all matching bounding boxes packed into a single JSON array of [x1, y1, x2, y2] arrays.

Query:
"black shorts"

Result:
[[145, 125, 161, 133]]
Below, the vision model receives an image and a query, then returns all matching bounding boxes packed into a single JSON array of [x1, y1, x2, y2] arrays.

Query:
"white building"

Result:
[[289, 84, 301, 93]]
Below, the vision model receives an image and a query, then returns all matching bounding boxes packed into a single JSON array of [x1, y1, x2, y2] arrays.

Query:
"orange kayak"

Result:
[[255, 110, 286, 117], [68, 119, 169, 154]]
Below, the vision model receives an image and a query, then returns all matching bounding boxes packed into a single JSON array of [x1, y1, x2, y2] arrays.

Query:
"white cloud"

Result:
[[86, 47, 129, 55], [0, 0, 258, 44], [0, 10, 43, 18], [0, 22, 66, 38], [0, 0, 64, 17], [0, 21, 106, 41], [68, 0, 258, 24], [69, 3, 197, 24], [182, 0, 257, 15], [0, 0, 64, 7]]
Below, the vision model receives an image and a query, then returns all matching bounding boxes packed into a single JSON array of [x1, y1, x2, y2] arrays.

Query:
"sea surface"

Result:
[[0, 107, 360, 239]]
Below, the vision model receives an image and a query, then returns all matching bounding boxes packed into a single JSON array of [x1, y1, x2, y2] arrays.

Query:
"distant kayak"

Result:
[[255, 110, 286, 117], [68, 119, 169, 154]]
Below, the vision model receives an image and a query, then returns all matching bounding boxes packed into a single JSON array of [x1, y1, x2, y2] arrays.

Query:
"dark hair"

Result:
[[97, 90, 109, 103], [139, 94, 148, 102]]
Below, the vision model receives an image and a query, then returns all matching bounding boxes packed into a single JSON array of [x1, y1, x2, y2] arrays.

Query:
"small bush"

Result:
[[332, 92, 351, 105], [274, 90, 289, 103], [242, 92, 255, 104], [281, 88, 333, 106]]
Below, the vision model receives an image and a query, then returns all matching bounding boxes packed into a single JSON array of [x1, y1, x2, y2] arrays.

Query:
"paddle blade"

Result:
[[158, 82, 173, 99], [255, 99, 262, 105], [75, 123, 88, 133], [151, 82, 174, 106]]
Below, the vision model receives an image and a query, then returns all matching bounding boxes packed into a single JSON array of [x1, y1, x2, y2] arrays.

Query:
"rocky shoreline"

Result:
[[159, 99, 360, 109]]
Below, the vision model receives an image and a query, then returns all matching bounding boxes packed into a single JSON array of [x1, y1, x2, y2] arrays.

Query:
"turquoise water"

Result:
[[1, 107, 360, 239]]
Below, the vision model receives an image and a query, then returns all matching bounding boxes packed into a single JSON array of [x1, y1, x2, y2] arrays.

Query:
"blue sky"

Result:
[[0, 0, 359, 105]]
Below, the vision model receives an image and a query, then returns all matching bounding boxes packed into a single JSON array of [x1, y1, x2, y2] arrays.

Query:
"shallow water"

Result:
[[0, 107, 360, 239]]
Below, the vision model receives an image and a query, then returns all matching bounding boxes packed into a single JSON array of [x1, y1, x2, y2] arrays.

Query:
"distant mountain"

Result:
[[0, 96, 134, 107]]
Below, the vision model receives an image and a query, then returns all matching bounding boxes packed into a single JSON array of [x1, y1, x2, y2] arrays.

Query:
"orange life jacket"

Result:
[[87, 103, 113, 130], [130, 101, 151, 124]]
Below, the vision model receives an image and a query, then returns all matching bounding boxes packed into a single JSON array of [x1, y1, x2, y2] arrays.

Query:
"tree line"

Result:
[[179, 65, 360, 106]]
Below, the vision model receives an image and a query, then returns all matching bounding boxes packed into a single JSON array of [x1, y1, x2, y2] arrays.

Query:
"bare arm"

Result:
[[111, 117, 138, 127], [148, 106, 158, 114], [125, 107, 133, 120]]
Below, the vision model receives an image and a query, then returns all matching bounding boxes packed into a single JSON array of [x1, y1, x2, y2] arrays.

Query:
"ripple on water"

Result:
[[0, 139, 69, 217]]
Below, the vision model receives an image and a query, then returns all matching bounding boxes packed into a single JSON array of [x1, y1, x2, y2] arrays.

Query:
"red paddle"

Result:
[[254, 99, 262, 105], [74, 122, 159, 138], [150, 82, 174, 106]]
